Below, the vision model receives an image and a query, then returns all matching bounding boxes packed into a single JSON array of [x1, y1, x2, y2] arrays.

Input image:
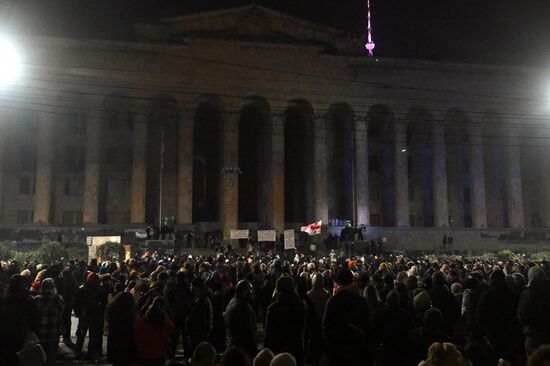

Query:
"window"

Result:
[[19, 177, 31, 195], [106, 211, 117, 225], [121, 211, 131, 224], [65, 146, 86, 171], [17, 210, 33, 224], [368, 124, 380, 139], [368, 155, 380, 172], [19, 146, 35, 170], [65, 112, 86, 135], [463, 159, 470, 175], [63, 211, 83, 225], [463, 187, 471, 204], [369, 214, 381, 226], [369, 185, 381, 202]]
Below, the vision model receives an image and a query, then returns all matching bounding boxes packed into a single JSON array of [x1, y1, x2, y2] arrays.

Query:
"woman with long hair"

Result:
[[134, 296, 174, 366], [106, 291, 136, 366]]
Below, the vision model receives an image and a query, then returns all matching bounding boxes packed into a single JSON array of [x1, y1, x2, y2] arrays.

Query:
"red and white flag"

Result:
[[301, 220, 322, 236]]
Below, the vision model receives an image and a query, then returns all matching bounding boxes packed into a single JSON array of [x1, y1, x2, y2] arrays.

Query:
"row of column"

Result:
[[21, 107, 534, 236]]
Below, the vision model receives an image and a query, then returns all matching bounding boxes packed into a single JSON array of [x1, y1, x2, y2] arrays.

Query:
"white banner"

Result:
[[257, 230, 276, 242], [284, 229, 295, 249], [230, 229, 250, 240]]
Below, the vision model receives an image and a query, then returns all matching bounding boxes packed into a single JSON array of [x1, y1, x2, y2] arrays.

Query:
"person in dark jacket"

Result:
[[518, 265, 550, 357], [74, 272, 108, 361], [476, 269, 520, 356], [60, 268, 78, 347], [428, 271, 460, 335], [34, 278, 65, 366], [187, 277, 213, 356], [0, 274, 37, 365], [225, 280, 257, 358], [323, 268, 372, 366], [410, 307, 451, 364], [164, 271, 192, 357], [106, 292, 136, 366], [264, 275, 307, 366]]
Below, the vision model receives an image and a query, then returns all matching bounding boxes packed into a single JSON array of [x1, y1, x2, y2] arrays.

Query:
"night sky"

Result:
[[3, 0, 550, 66]]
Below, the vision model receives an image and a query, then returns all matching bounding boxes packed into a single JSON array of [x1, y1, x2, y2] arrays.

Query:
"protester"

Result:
[[33, 278, 65, 366], [106, 292, 136, 366], [225, 280, 258, 358], [134, 297, 175, 366]]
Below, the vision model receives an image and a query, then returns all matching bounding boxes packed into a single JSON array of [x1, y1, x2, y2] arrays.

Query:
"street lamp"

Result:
[[0, 37, 21, 85]]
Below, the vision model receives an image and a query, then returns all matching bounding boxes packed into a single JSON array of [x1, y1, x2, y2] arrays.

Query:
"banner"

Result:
[[257, 230, 276, 242], [284, 229, 295, 249], [230, 229, 249, 240], [301, 220, 322, 236]]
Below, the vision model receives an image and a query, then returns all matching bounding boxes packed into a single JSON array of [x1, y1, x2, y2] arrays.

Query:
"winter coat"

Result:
[[74, 283, 108, 319], [518, 279, 550, 338], [265, 291, 307, 364], [225, 295, 257, 357]]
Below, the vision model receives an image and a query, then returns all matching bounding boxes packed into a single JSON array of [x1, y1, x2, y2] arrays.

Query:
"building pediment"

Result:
[[134, 5, 362, 53]]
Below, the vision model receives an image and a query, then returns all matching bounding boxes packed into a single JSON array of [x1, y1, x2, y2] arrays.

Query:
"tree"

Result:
[[96, 241, 125, 261], [36, 241, 69, 264]]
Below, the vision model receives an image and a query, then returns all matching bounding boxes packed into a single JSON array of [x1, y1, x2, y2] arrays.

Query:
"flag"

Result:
[[301, 220, 322, 236]]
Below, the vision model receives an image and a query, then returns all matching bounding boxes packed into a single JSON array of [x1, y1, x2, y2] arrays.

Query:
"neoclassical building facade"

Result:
[[2, 6, 549, 246]]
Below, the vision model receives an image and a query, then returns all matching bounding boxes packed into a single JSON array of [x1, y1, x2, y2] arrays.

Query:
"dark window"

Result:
[[19, 177, 31, 195], [75, 211, 83, 225], [65, 112, 86, 135], [463, 159, 470, 175], [64, 178, 71, 196], [65, 146, 86, 171], [368, 155, 380, 172], [62, 211, 74, 225], [17, 210, 33, 224], [19, 146, 35, 170], [368, 124, 380, 139], [370, 214, 381, 226], [121, 211, 131, 224], [106, 211, 116, 224], [464, 187, 471, 204], [369, 185, 381, 202]]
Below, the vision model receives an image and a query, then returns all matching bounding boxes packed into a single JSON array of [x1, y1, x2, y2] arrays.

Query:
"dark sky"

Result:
[[3, 0, 550, 66]]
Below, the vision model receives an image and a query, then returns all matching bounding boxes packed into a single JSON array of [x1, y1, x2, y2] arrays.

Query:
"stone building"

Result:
[[2, 5, 549, 249]]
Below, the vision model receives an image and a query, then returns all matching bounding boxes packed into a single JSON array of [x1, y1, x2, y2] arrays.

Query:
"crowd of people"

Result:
[[2, 247, 550, 366]]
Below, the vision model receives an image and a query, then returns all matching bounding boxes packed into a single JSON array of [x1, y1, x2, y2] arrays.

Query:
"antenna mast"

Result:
[[365, 0, 375, 56]]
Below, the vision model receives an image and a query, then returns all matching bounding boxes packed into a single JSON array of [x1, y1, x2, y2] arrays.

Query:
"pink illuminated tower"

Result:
[[365, 0, 375, 56]]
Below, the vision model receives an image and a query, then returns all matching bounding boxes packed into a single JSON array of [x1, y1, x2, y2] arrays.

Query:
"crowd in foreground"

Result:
[[3, 248, 550, 366]]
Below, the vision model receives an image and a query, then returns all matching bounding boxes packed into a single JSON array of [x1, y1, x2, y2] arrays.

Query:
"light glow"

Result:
[[365, 0, 375, 56], [0, 37, 21, 85]]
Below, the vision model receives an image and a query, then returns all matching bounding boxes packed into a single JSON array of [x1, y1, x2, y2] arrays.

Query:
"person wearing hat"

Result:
[[74, 272, 108, 361], [34, 278, 65, 366], [225, 280, 257, 358], [264, 275, 307, 366], [323, 268, 372, 366]]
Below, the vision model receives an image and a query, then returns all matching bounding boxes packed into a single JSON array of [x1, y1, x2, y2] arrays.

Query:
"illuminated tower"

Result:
[[365, 0, 375, 56]]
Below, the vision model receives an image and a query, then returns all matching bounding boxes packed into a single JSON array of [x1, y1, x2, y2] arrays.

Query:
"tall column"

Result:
[[131, 110, 147, 224], [469, 124, 487, 228], [0, 108, 13, 223], [177, 109, 194, 225], [268, 114, 285, 234], [221, 110, 239, 241], [542, 147, 550, 227], [432, 121, 449, 227], [354, 117, 369, 226], [34, 111, 54, 224], [394, 120, 409, 226], [505, 129, 525, 228], [313, 116, 328, 223], [83, 110, 102, 224]]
